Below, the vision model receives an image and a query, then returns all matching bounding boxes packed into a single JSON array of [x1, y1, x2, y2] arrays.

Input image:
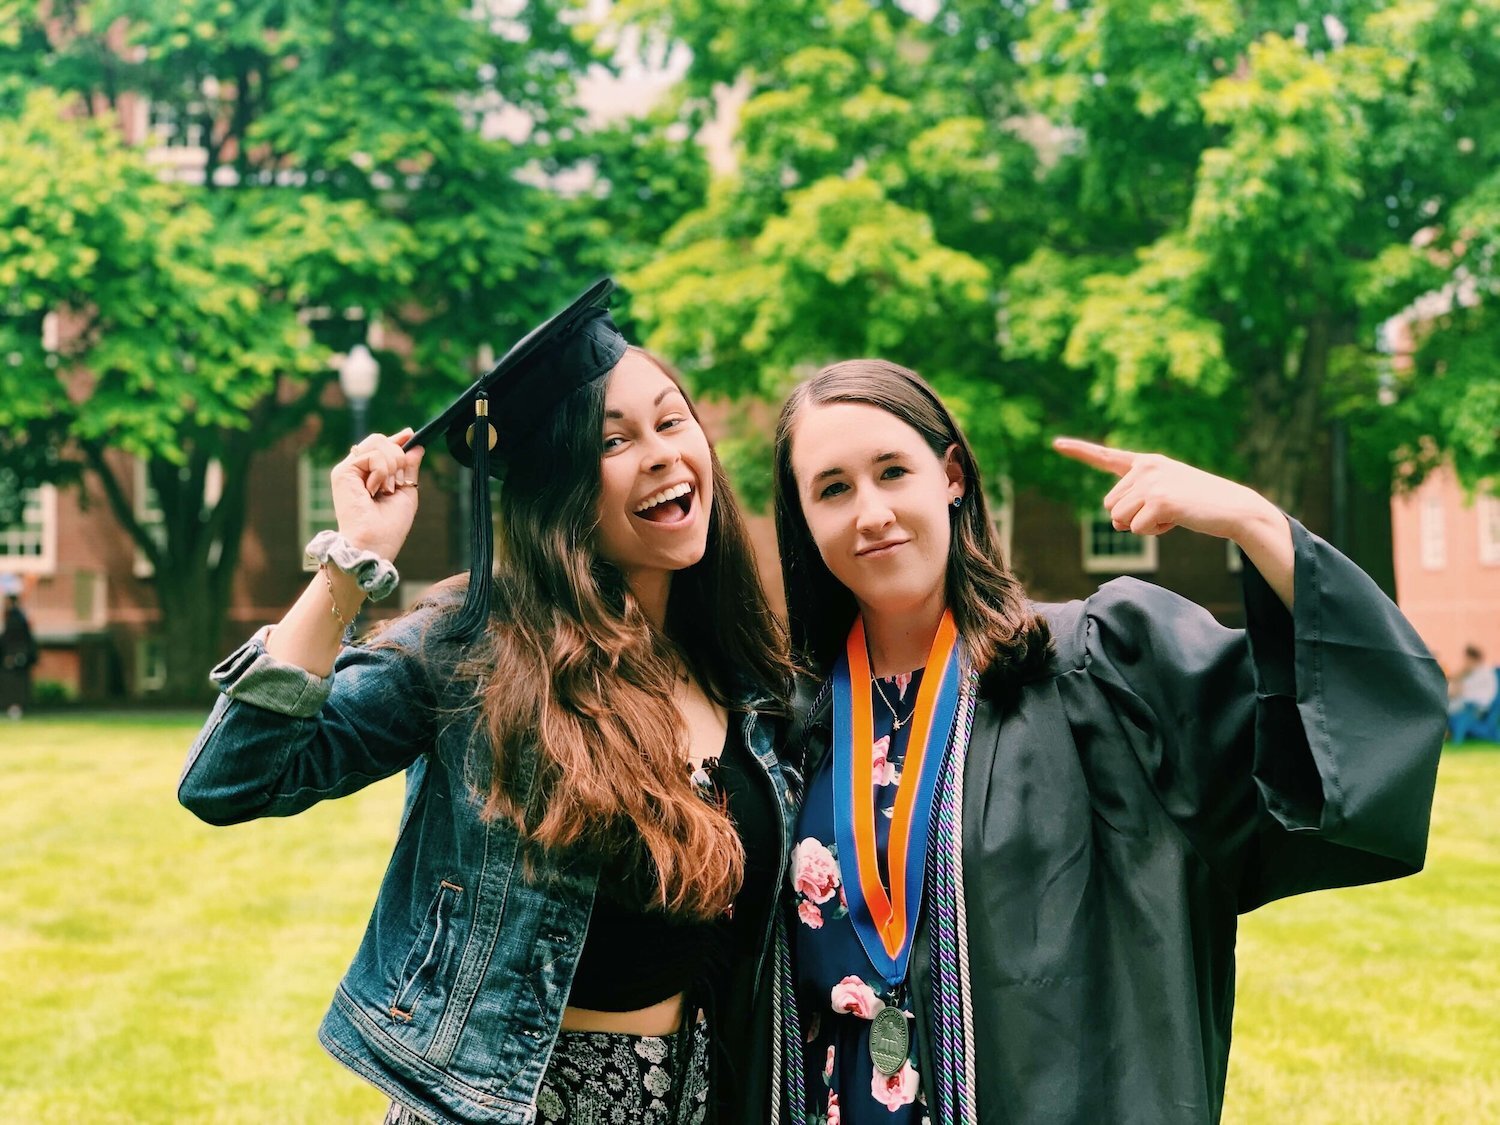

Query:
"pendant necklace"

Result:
[[871, 675, 915, 731]]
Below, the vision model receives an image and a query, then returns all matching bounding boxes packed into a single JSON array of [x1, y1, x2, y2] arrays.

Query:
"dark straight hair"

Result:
[[773, 358, 1050, 691]]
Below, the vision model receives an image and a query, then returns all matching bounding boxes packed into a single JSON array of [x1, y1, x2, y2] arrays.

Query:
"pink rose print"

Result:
[[791, 838, 841, 904], [829, 976, 884, 1019], [892, 672, 912, 700], [823, 1045, 835, 1082], [872, 735, 898, 788], [870, 1060, 919, 1110], [827, 1092, 841, 1125], [839, 886, 848, 910], [798, 900, 824, 929]]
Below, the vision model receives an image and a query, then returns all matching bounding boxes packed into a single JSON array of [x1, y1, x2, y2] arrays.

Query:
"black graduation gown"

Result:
[[798, 519, 1445, 1124]]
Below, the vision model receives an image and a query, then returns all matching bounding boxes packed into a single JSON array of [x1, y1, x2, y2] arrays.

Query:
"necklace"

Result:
[[871, 675, 914, 731]]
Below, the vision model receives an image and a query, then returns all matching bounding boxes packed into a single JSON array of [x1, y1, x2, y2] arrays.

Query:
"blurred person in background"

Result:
[[1, 582, 38, 720], [1447, 644, 1498, 742]]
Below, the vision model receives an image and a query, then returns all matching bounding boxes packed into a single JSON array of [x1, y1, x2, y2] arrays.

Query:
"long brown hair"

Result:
[[773, 358, 1050, 690], [454, 348, 790, 919]]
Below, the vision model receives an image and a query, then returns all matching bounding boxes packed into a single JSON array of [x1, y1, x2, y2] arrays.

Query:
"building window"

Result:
[[147, 98, 207, 149], [0, 485, 58, 575], [1419, 494, 1447, 570], [136, 636, 167, 694], [299, 455, 339, 570], [1479, 494, 1500, 567], [133, 461, 168, 579], [133, 459, 223, 578], [1081, 516, 1158, 574]]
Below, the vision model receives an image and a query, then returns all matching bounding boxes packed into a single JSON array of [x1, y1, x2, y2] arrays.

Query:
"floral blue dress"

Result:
[[791, 669, 931, 1124]]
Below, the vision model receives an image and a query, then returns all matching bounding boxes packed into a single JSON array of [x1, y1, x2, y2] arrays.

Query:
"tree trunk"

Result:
[[83, 439, 255, 703], [153, 566, 231, 704], [149, 445, 255, 703], [1238, 316, 1334, 523]]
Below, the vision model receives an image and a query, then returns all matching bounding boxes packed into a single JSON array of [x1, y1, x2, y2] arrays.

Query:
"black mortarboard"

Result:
[[405, 278, 628, 640]]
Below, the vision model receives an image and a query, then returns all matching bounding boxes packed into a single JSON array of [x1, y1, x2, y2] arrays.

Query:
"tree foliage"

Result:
[[0, 0, 630, 697], [621, 0, 1500, 515]]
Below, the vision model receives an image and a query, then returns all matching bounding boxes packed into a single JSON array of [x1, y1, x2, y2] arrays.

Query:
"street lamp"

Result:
[[339, 344, 380, 445]]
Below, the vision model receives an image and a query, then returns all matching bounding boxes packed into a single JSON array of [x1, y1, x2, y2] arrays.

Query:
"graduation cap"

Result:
[[405, 278, 628, 640]]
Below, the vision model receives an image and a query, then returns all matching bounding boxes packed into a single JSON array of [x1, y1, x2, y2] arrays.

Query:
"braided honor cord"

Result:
[[772, 906, 808, 1124], [926, 669, 980, 1125]]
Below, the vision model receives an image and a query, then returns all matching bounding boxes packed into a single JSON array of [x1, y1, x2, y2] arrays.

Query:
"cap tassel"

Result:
[[453, 392, 494, 642]]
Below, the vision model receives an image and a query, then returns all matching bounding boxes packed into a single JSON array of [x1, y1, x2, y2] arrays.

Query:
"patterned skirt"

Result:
[[383, 1018, 711, 1125]]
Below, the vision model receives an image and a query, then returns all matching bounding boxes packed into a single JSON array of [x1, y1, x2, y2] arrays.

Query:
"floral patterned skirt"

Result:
[[382, 1018, 710, 1125]]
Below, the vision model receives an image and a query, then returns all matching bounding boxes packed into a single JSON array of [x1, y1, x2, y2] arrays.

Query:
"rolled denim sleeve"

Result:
[[209, 626, 333, 718], [179, 608, 448, 826]]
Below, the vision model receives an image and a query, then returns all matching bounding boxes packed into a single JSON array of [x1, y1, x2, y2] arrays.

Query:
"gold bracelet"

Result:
[[322, 564, 356, 631]]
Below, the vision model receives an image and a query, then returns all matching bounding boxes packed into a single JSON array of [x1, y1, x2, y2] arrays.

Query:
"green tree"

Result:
[[0, 0, 607, 699], [620, 0, 1500, 541]]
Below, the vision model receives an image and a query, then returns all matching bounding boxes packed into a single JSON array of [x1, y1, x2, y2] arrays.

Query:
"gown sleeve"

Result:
[[1079, 516, 1446, 911], [177, 602, 448, 826]]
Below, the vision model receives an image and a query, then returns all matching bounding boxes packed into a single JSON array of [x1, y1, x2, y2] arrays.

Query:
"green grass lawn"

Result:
[[1, 718, 1496, 1123]]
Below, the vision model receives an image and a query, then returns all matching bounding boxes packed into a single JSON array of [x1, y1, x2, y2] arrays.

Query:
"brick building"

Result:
[[1391, 463, 1500, 671], [4, 392, 1277, 703]]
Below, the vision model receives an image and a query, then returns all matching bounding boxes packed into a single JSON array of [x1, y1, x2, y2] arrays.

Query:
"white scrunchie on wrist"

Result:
[[305, 531, 401, 601]]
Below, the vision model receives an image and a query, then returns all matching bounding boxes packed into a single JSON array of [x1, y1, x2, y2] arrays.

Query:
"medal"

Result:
[[870, 1004, 910, 1077], [831, 612, 963, 1082]]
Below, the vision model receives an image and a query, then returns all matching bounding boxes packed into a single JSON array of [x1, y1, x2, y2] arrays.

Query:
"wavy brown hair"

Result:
[[773, 358, 1051, 692], [452, 348, 791, 919]]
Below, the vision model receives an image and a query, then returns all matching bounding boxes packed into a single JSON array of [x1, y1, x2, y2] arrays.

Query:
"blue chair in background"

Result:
[[1449, 668, 1500, 745]]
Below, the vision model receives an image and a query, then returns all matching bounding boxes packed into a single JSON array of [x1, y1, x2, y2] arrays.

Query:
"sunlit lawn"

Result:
[[1, 718, 1496, 1123]]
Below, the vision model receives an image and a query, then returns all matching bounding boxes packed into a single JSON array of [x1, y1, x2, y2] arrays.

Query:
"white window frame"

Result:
[[0, 485, 58, 575], [73, 569, 108, 631], [1419, 493, 1447, 571], [299, 454, 340, 571], [133, 459, 222, 578], [1081, 515, 1158, 574], [133, 460, 168, 579], [146, 96, 207, 150], [135, 635, 167, 693], [1478, 494, 1500, 567]]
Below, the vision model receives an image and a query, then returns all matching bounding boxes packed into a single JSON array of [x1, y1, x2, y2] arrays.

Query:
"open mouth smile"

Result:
[[632, 481, 696, 526]]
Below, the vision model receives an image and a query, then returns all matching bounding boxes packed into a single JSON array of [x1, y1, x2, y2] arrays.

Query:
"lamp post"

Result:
[[339, 344, 380, 445]]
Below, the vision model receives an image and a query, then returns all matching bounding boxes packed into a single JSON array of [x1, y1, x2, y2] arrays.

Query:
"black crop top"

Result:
[[566, 719, 780, 1012]]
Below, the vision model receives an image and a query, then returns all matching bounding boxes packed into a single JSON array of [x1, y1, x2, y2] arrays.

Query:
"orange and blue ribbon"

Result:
[[831, 611, 962, 988]]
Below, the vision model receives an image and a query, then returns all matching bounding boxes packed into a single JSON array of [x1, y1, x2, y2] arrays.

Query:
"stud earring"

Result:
[[951, 495, 963, 509]]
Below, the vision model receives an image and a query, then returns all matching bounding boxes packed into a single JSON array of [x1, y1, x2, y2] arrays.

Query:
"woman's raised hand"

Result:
[[1053, 437, 1294, 607], [1052, 438, 1281, 540], [331, 427, 425, 561]]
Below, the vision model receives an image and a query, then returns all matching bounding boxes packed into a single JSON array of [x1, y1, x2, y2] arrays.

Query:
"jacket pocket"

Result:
[[389, 879, 463, 1021]]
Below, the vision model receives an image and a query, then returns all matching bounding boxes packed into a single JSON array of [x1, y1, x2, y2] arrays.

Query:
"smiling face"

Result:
[[593, 350, 715, 591], [787, 400, 963, 623]]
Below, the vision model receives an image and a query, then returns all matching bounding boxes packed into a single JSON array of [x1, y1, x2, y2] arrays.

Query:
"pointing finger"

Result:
[[1053, 437, 1137, 478]]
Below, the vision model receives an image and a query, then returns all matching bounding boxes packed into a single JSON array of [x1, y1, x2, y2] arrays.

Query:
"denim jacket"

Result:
[[178, 601, 798, 1125]]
